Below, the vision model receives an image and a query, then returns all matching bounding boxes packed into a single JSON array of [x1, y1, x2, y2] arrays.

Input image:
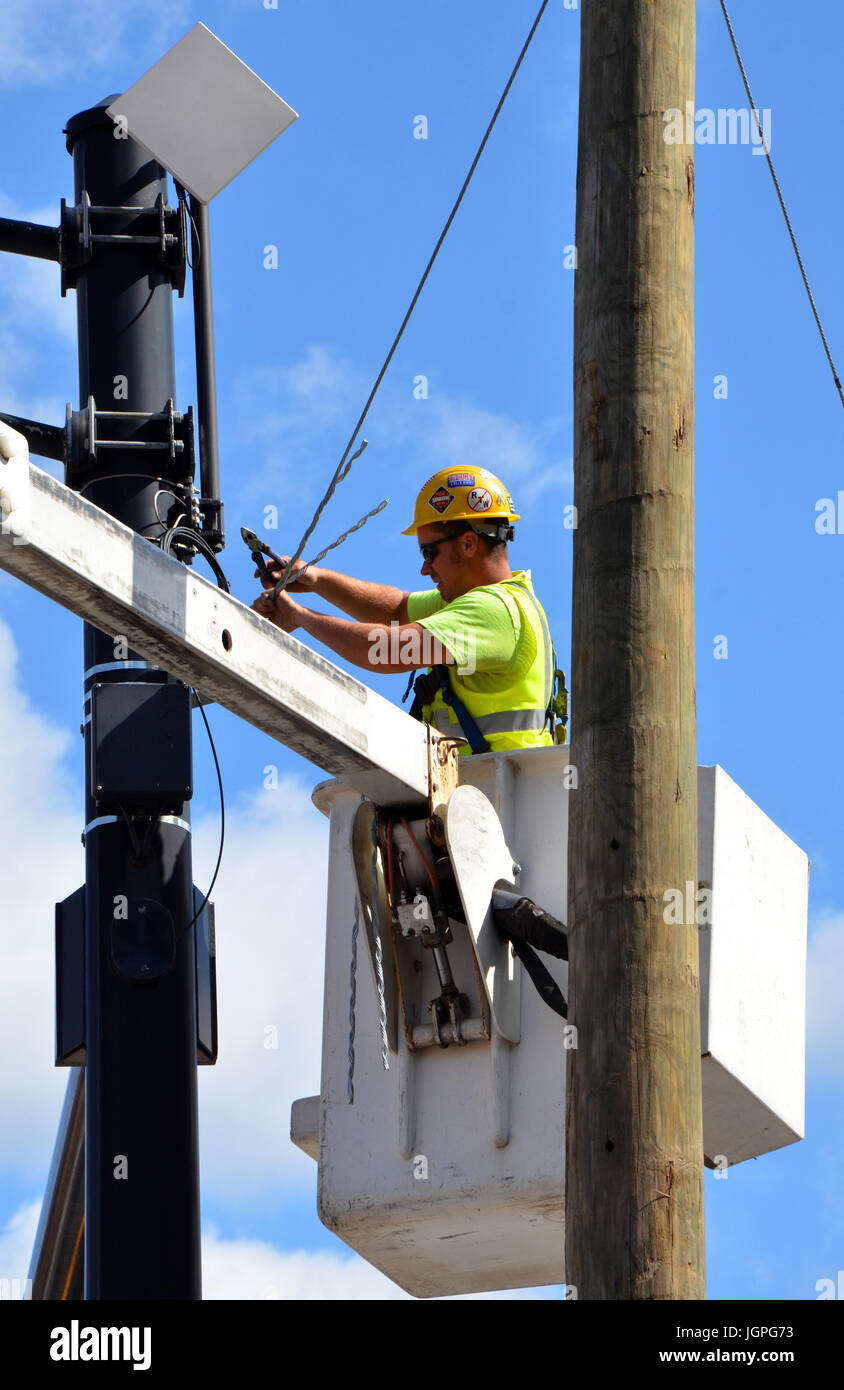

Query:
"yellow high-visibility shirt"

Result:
[[406, 569, 554, 753]]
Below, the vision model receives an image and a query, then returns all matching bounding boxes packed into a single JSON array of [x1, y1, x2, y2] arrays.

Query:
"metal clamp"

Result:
[[65, 396, 196, 486], [60, 191, 186, 295], [430, 986, 470, 1048]]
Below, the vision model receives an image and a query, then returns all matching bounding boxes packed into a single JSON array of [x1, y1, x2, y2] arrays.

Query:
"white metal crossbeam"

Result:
[[0, 460, 431, 807]]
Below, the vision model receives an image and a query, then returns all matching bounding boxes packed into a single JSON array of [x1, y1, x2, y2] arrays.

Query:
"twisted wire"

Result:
[[347, 894, 359, 1103], [370, 811, 390, 1072], [270, 497, 388, 598]]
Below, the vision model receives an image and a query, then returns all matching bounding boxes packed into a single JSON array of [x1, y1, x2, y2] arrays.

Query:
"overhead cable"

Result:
[[719, 0, 843, 412], [275, 0, 552, 593]]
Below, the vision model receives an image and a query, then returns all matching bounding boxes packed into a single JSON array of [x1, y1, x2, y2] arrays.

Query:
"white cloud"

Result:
[[201, 1226, 410, 1301], [0, 1200, 40, 1294], [235, 344, 363, 436], [422, 397, 572, 503], [231, 343, 571, 524], [0, 254, 74, 347], [0, 0, 191, 89], [230, 344, 366, 503], [806, 912, 844, 1082], [193, 777, 331, 1200], [200, 1225, 553, 1300], [0, 619, 82, 1174], [227, 343, 415, 561], [425, 397, 539, 471], [283, 343, 358, 407], [0, 196, 73, 333]]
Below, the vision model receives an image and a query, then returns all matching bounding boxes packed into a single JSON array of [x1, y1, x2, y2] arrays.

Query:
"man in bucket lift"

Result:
[[252, 467, 566, 755]]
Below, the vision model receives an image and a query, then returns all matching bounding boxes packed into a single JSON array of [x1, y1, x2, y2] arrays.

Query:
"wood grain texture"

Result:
[[565, 0, 705, 1300]]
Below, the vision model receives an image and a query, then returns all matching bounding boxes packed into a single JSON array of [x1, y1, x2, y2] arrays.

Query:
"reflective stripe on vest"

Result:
[[433, 706, 547, 735]]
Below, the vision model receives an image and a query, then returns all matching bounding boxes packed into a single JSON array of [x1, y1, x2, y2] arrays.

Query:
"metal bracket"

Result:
[[60, 191, 186, 296], [64, 396, 196, 488]]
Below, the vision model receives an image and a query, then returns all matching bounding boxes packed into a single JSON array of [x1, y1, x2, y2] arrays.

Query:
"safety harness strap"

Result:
[[409, 666, 489, 753]]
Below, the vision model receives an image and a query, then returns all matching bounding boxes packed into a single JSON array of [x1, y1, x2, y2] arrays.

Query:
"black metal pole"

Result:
[[0, 412, 64, 462], [0, 215, 60, 261], [189, 195, 224, 550], [65, 98, 201, 1299]]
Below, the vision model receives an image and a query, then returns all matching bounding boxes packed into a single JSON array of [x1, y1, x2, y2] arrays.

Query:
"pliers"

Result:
[[240, 526, 282, 585]]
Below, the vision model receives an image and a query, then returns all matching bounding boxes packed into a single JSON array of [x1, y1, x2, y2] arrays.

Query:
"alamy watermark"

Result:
[[368, 621, 477, 676], [663, 102, 772, 155], [50, 1320, 151, 1370]]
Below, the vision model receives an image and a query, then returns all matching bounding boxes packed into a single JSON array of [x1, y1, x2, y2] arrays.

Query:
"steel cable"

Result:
[[348, 894, 359, 1103], [719, 0, 843, 411], [274, 0, 552, 593]]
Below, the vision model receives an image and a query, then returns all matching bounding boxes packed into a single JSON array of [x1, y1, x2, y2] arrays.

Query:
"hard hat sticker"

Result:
[[428, 486, 455, 515], [467, 487, 492, 512], [447, 472, 475, 488]]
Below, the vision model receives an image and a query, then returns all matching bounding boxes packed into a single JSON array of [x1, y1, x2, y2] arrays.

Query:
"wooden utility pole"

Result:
[[566, 1, 705, 1299]]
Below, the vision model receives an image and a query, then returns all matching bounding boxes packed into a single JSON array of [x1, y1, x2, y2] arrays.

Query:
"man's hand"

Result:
[[250, 559, 406, 624], [254, 555, 318, 593], [252, 587, 302, 633]]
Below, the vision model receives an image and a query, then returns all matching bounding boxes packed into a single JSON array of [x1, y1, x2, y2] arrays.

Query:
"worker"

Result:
[[252, 466, 564, 754]]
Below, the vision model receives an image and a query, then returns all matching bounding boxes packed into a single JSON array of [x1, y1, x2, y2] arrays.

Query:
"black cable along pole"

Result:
[[64, 97, 201, 1299]]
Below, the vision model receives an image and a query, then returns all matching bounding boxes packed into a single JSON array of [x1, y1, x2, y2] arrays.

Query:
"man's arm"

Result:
[[259, 557, 410, 624], [313, 569, 411, 624], [251, 588, 451, 673]]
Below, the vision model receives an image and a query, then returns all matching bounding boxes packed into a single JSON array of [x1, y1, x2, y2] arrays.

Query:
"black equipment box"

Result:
[[90, 681, 193, 809]]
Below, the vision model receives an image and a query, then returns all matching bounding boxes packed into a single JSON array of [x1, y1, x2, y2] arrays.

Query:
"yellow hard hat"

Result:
[[402, 467, 520, 536]]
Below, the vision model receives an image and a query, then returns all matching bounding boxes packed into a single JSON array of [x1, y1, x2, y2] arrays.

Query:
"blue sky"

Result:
[[0, 0, 841, 1301]]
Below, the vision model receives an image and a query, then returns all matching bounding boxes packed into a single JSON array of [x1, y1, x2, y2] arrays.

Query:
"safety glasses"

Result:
[[419, 528, 468, 565]]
